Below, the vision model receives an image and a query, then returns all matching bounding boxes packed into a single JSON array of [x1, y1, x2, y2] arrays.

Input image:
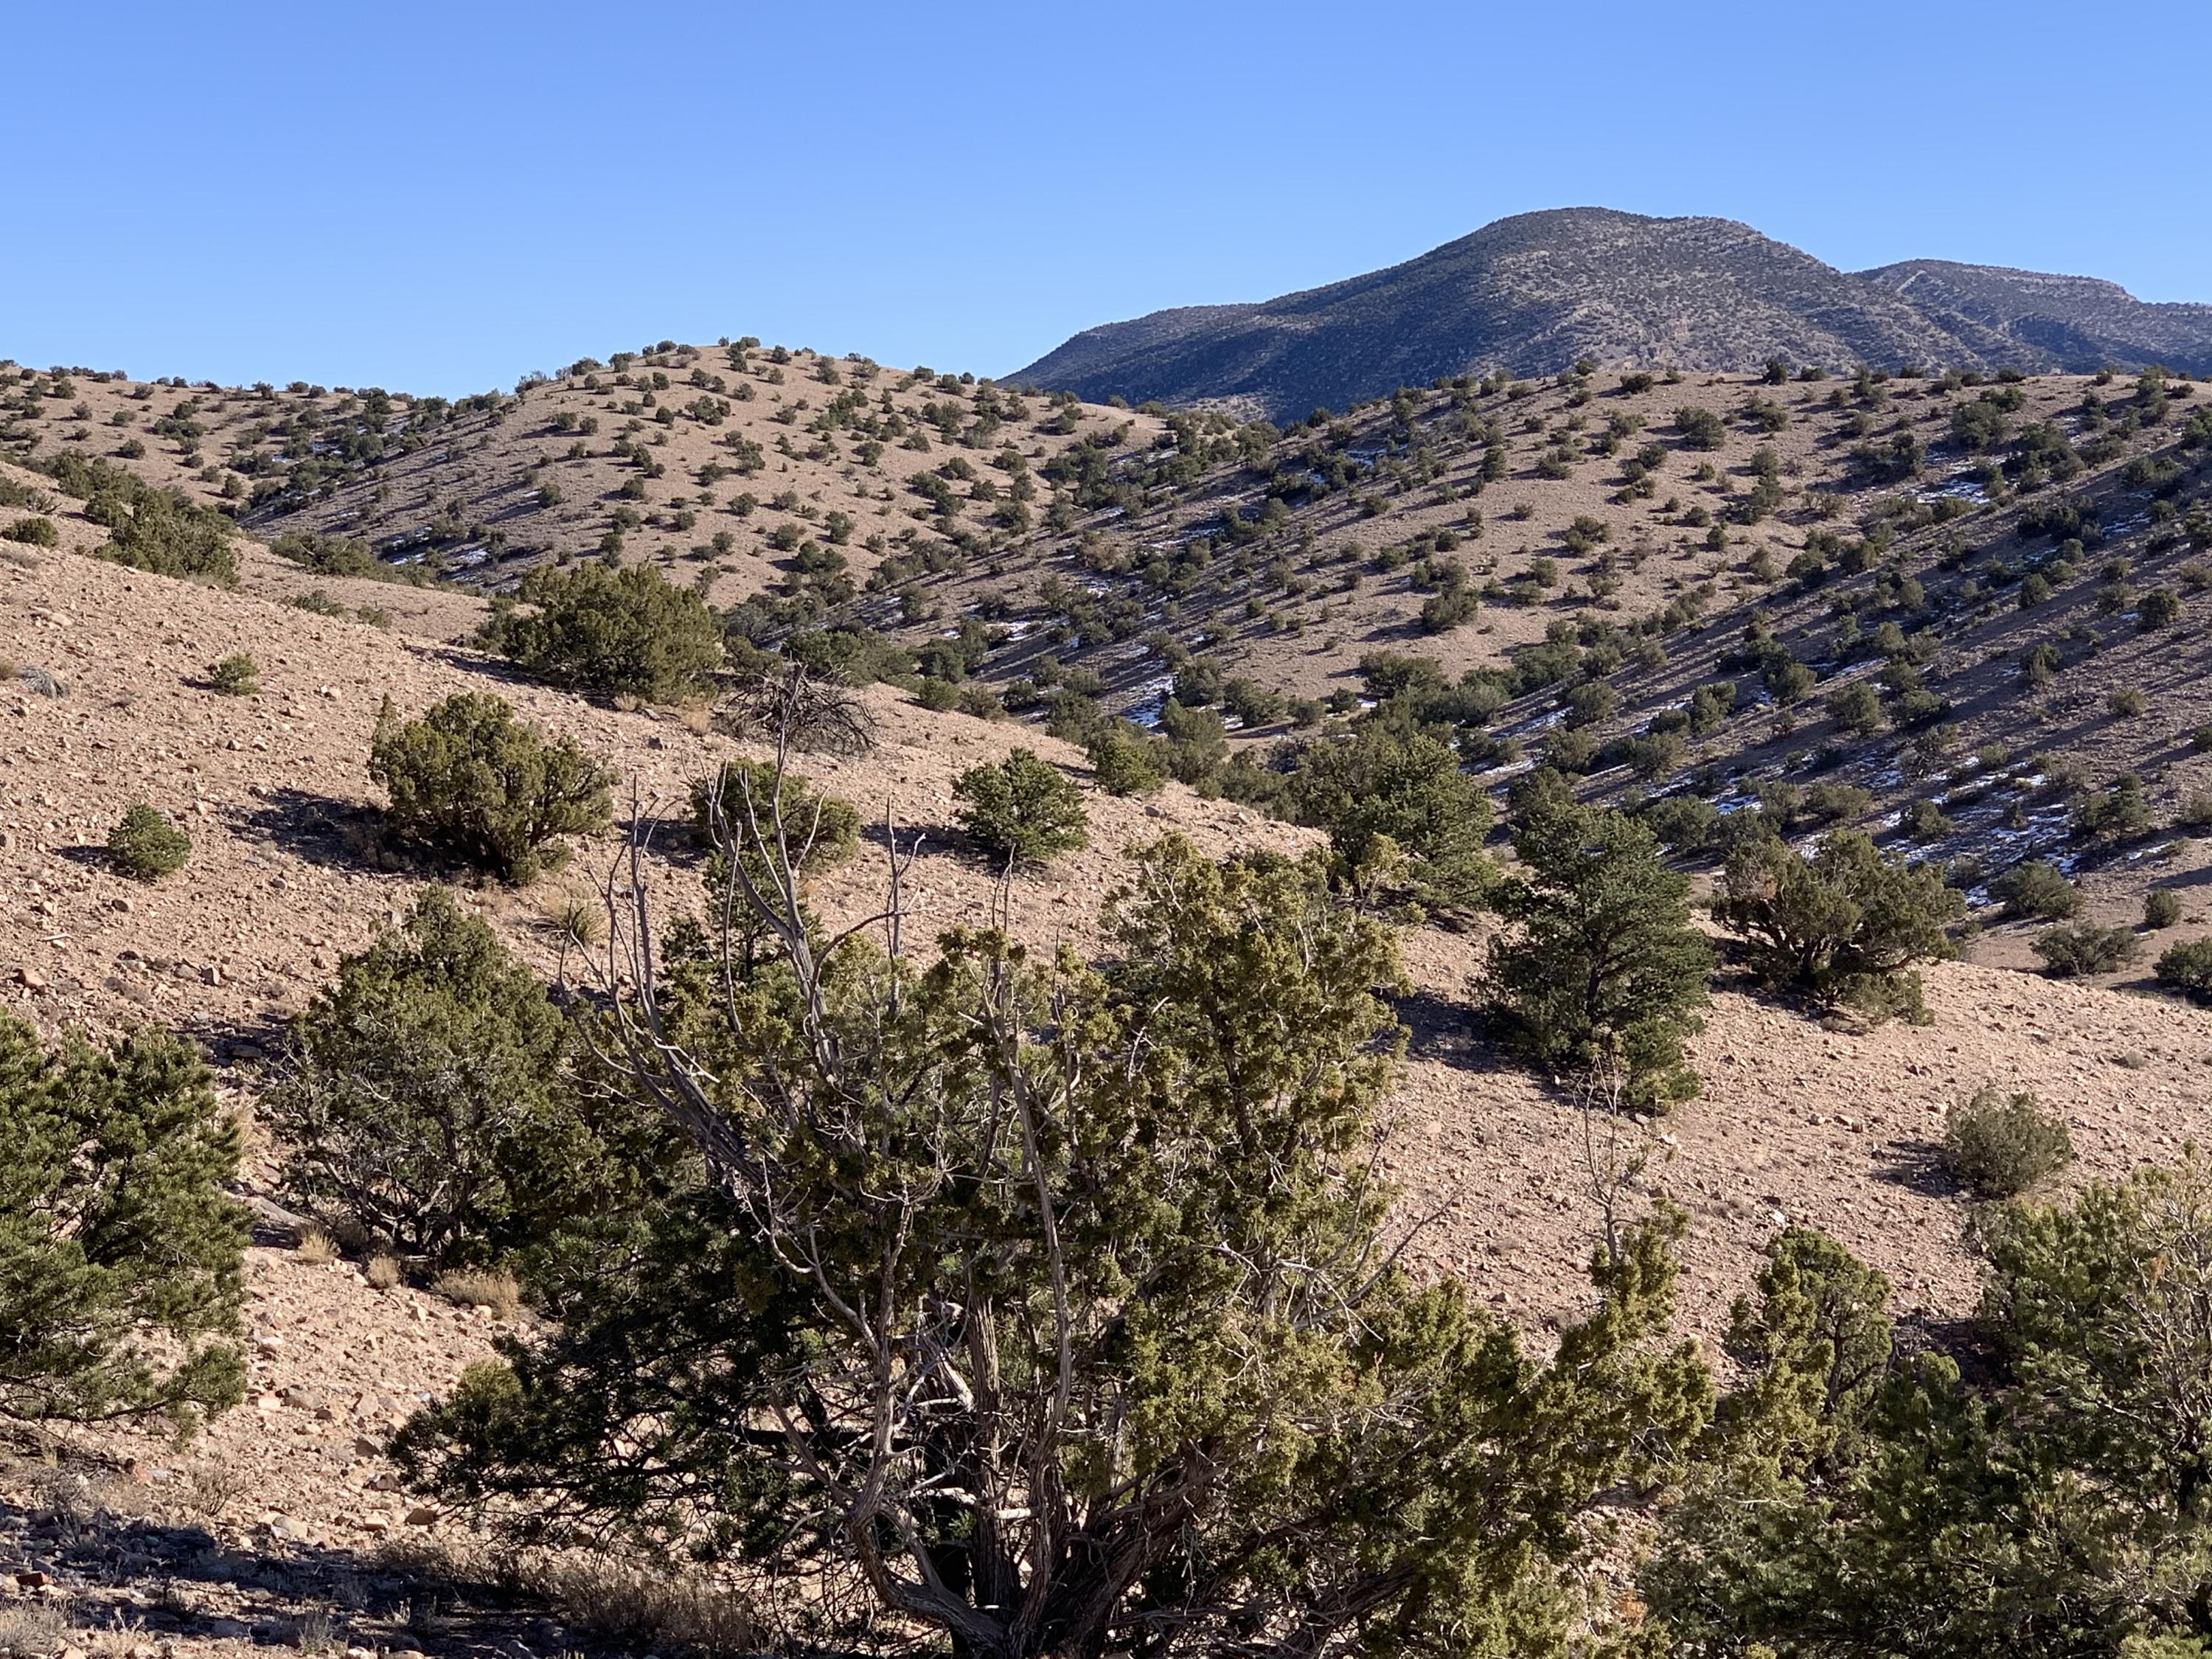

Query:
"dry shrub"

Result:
[[432, 1267, 521, 1319], [366, 1254, 403, 1291], [295, 1225, 338, 1265], [532, 1556, 757, 1658], [170, 1460, 247, 1524], [0, 1604, 64, 1658]]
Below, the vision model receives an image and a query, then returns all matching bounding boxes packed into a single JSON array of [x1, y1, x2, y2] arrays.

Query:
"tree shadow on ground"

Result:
[[0, 1475, 564, 1659], [1868, 1137, 1961, 1198], [233, 789, 380, 872], [179, 1004, 296, 1076], [1394, 987, 1521, 1076]]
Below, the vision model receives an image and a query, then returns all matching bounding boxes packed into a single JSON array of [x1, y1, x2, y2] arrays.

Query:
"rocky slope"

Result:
[[1863, 258, 2212, 378]]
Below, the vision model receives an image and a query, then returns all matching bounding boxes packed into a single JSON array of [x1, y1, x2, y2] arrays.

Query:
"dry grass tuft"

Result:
[[169, 1460, 247, 1525], [295, 1225, 338, 1265], [534, 882, 606, 948], [432, 1267, 521, 1319], [365, 1254, 403, 1291], [532, 1555, 758, 1658]]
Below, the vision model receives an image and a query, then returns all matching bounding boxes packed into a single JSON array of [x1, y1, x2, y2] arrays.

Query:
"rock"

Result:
[[14, 967, 47, 990], [268, 1516, 310, 1543], [279, 1383, 324, 1411], [403, 1504, 439, 1526], [15, 1570, 47, 1589], [352, 1435, 383, 1458]]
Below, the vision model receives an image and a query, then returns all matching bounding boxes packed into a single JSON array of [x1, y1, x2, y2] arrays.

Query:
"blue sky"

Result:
[[4, 1, 2205, 395]]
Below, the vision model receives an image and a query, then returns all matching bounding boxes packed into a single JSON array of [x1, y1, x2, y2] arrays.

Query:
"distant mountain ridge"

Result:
[[1012, 208, 2212, 418]]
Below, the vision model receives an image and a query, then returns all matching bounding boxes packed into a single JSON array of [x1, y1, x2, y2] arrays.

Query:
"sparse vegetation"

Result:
[[208, 651, 259, 695]]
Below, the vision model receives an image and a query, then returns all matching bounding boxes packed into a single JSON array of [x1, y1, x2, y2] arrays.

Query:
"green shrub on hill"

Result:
[[106, 803, 190, 880], [369, 693, 613, 883], [480, 563, 723, 703], [1487, 798, 1714, 1110], [954, 748, 1088, 864], [1715, 830, 1962, 1023], [266, 888, 633, 1275]]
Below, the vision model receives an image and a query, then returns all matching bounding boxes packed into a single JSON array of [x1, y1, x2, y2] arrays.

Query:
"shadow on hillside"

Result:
[[1868, 1138, 1961, 1198], [234, 789, 379, 871], [420, 647, 543, 692], [1893, 1309, 2000, 1382], [1394, 988, 1517, 1074], [182, 1004, 296, 1075], [0, 1480, 563, 1659], [858, 818, 958, 867]]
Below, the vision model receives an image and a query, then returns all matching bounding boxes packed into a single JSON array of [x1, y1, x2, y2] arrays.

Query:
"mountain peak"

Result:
[[1012, 209, 2212, 416]]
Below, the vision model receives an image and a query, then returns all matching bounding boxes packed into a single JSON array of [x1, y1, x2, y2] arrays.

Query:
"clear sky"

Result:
[[5, 0, 2205, 396]]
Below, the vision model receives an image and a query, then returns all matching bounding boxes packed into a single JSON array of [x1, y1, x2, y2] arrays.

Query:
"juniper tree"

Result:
[[370, 692, 613, 882], [1284, 725, 1494, 916], [396, 735, 1712, 1659], [954, 747, 1088, 864], [1486, 799, 1714, 1110], [1716, 830, 1962, 1023], [265, 888, 633, 1274], [1649, 1160, 2212, 1658], [479, 562, 723, 702]]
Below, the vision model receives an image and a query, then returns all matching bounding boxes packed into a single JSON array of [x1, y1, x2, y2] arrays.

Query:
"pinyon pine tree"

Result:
[[0, 1013, 247, 1428]]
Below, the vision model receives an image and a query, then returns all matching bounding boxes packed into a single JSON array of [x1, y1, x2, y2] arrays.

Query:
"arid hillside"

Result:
[[0, 347, 1155, 608], [8, 317, 2212, 1659]]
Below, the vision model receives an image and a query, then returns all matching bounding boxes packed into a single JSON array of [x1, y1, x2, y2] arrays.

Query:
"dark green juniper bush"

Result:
[[0, 1013, 247, 1429], [107, 802, 191, 880], [479, 561, 723, 703], [265, 888, 636, 1276], [1715, 830, 1963, 1024], [953, 746, 1089, 865], [1486, 794, 1713, 1111], [369, 692, 613, 883]]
